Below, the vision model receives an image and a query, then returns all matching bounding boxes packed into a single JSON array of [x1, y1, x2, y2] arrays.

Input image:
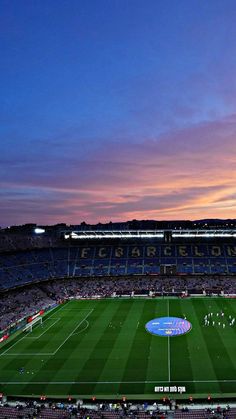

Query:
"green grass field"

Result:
[[0, 297, 236, 399]]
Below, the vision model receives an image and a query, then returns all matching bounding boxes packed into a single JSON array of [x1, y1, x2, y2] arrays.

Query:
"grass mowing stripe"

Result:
[[72, 320, 89, 335], [17, 302, 96, 396], [68, 300, 134, 396], [168, 299, 170, 381], [229, 299, 236, 317], [213, 299, 236, 395], [24, 318, 61, 339], [185, 299, 220, 396], [169, 299, 195, 390], [214, 298, 236, 350], [38, 300, 117, 397], [199, 299, 236, 395], [93, 300, 144, 396], [53, 310, 93, 355], [119, 300, 157, 395], [145, 299, 169, 380], [144, 299, 168, 395]]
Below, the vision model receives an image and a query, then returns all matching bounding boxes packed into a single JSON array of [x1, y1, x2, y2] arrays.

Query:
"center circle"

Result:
[[145, 317, 192, 336]]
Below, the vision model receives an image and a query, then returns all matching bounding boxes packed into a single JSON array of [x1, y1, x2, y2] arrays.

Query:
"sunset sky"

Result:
[[1, 0, 236, 226]]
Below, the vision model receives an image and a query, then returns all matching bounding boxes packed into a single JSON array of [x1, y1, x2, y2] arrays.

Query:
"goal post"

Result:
[[23, 316, 43, 333]]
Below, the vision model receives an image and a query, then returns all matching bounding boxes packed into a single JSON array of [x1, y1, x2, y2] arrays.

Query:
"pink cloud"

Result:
[[1, 114, 236, 225]]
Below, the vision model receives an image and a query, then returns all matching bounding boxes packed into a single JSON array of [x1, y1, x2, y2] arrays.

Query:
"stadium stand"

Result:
[[0, 240, 236, 290], [0, 401, 235, 419]]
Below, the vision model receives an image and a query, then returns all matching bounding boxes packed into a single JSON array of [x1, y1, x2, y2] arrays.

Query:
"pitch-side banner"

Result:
[[0, 334, 9, 343], [27, 309, 44, 323]]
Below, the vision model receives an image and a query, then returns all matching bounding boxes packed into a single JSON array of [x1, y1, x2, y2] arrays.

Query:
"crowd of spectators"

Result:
[[0, 400, 235, 419], [0, 233, 58, 252], [0, 285, 56, 331]]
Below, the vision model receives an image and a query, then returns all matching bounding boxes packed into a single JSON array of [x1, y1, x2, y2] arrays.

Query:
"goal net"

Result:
[[23, 316, 43, 333]]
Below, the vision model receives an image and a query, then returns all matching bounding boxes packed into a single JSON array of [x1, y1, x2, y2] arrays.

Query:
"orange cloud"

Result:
[[1, 114, 236, 225]]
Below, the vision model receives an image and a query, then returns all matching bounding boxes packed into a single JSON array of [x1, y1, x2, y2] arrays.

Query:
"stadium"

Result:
[[0, 219, 235, 418]]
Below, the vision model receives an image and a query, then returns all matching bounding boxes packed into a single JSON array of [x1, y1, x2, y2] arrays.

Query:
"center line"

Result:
[[167, 299, 171, 382]]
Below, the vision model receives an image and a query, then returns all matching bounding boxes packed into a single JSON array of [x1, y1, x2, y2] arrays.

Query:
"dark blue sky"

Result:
[[1, 0, 236, 226]]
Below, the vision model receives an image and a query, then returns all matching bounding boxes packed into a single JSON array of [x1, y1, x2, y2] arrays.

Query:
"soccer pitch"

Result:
[[0, 297, 236, 399]]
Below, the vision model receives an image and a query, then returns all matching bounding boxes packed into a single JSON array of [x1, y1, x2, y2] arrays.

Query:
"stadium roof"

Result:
[[64, 229, 236, 239]]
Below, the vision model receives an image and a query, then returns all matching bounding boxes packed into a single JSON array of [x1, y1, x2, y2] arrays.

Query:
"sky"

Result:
[[1, 0, 236, 226]]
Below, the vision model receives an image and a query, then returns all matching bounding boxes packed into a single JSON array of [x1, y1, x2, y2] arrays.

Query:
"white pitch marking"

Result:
[[2, 379, 236, 384], [0, 303, 68, 356], [3, 311, 92, 356], [4, 353, 54, 356], [0, 302, 91, 357], [58, 309, 93, 311], [72, 320, 89, 335], [0, 333, 31, 356], [25, 318, 60, 339], [167, 299, 171, 382], [52, 309, 93, 355]]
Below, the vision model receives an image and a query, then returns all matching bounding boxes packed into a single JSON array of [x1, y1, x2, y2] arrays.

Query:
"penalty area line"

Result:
[[2, 353, 54, 356], [1, 309, 93, 357], [0, 302, 69, 356], [25, 318, 61, 339], [73, 320, 89, 335], [52, 309, 94, 354]]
